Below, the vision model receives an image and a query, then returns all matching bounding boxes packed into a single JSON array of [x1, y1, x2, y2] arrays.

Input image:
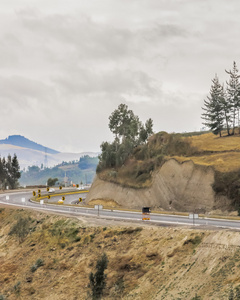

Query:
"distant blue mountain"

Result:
[[0, 135, 59, 154]]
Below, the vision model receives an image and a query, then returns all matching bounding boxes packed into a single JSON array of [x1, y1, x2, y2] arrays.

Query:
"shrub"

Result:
[[89, 253, 108, 300], [184, 236, 202, 246], [30, 265, 38, 273], [8, 217, 31, 243], [229, 288, 234, 300], [114, 277, 125, 297], [13, 281, 21, 296], [213, 170, 240, 206], [36, 258, 44, 267], [191, 294, 201, 300], [74, 236, 81, 242], [31, 258, 44, 272]]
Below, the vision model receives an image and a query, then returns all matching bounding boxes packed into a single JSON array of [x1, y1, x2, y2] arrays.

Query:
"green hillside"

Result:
[[20, 155, 99, 186]]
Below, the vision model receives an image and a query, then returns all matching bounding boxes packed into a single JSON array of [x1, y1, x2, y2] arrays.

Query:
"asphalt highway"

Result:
[[1, 190, 240, 230]]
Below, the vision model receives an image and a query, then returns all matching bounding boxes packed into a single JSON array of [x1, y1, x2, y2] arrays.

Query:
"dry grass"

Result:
[[170, 132, 240, 172], [173, 152, 240, 172], [188, 132, 240, 152], [2, 207, 240, 299], [88, 199, 121, 209]]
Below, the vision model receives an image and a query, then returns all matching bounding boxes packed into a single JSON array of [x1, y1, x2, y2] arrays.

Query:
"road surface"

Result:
[[1, 190, 240, 230]]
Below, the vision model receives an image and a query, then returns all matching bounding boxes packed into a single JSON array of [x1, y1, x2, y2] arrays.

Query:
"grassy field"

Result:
[[174, 132, 240, 172], [189, 132, 240, 152]]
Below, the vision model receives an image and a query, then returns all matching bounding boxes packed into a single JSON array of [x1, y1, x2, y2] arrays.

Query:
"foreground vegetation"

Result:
[[1, 206, 240, 299]]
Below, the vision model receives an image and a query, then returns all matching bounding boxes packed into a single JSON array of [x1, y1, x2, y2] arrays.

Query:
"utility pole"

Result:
[[44, 147, 48, 169]]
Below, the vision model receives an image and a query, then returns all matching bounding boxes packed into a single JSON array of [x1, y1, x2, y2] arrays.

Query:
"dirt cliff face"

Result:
[[86, 159, 231, 213]]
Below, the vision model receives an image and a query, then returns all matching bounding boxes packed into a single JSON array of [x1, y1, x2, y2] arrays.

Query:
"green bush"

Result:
[[8, 217, 31, 243], [213, 170, 240, 206], [31, 258, 44, 272], [89, 253, 108, 300], [184, 236, 202, 246], [13, 281, 21, 296], [30, 265, 38, 273], [36, 258, 44, 267]]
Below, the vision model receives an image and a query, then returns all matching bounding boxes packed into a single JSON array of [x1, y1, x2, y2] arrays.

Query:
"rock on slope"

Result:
[[86, 158, 231, 213]]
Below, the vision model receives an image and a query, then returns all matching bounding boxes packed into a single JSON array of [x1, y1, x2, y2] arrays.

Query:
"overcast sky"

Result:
[[1, 0, 240, 153]]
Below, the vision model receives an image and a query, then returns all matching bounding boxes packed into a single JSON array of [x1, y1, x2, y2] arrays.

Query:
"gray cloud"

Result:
[[1, 0, 240, 153]]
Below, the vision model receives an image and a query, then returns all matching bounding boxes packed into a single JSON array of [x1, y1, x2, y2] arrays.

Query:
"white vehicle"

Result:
[[48, 188, 55, 193], [76, 186, 84, 190]]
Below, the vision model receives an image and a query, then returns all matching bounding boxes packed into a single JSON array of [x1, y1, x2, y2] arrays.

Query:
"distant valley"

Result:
[[0, 135, 99, 169], [0, 135, 99, 186]]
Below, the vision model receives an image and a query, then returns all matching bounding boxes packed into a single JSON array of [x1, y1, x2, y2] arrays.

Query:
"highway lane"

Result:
[[1, 190, 240, 230]]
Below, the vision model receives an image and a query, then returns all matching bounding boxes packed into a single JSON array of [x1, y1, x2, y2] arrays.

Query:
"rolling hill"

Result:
[[0, 135, 99, 169], [0, 135, 59, 154]]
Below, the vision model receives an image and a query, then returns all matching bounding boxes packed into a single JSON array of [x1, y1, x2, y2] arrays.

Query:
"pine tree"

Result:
[[202, 74, 225, 137], [11, 154, 21, 189], [6, 154, 13, 189], [0, 157, 7, 189], [220, 83, 231, 136], [226, 61, 240, 134], [1, 154, 21, 189], [0, 158, 4, 189]]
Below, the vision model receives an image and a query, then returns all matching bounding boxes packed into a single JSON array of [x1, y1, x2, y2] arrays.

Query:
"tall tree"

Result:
[[226, 61, 240, 134], [98, 103, 154, 170], [202, 75, 225, 137], [6, 154, 13, 188], [220, 83, 231, 136], [1, 154, 21, 189], [139, 118, 154, 144], [0, 157, 5, 189], [108, 104, 141, 144], [11, 154, 21, 188]]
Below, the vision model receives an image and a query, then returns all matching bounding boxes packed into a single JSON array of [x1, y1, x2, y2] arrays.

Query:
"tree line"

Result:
[[202, 61, 240, 137], [97, 103, 153, 171], [0, 154, 21, 189]]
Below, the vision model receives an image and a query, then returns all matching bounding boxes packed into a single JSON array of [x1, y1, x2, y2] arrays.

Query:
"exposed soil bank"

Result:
[[86, 159, 231, 213]]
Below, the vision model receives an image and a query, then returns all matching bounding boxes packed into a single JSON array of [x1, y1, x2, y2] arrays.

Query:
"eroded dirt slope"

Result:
[[87, 159, 231, 213]]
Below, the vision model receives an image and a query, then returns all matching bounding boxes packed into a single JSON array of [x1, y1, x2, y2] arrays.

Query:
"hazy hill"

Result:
[[0, 135, 59, 154], [0, 135, 99, 169]]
